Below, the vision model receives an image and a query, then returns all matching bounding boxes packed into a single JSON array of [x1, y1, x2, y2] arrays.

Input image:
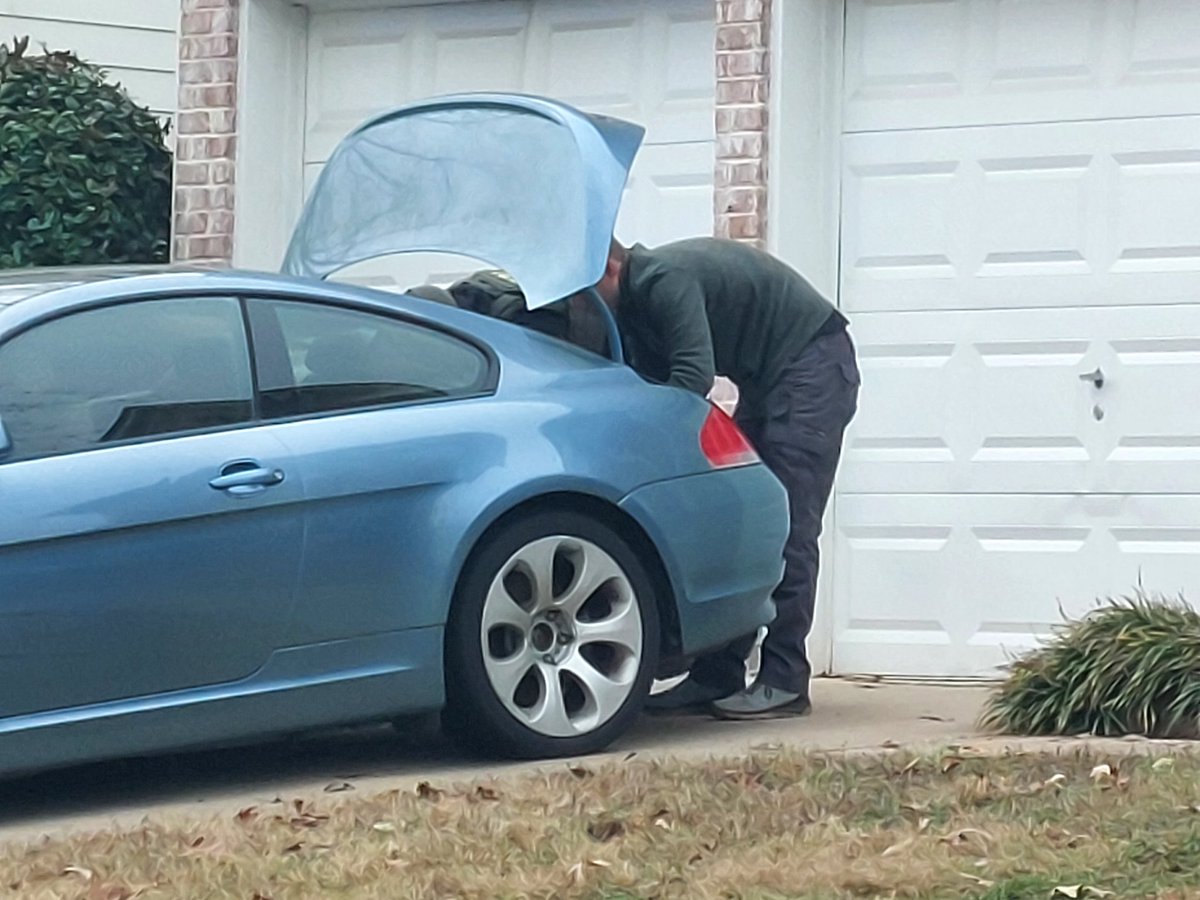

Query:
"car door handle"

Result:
[[209, 463, 285, 496]]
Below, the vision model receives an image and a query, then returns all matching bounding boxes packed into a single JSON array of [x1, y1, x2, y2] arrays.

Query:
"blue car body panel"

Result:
[[619, 466, 788, 657], [0, 268, 788, 776]]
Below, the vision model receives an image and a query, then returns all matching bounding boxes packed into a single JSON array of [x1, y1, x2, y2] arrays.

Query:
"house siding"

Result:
[[0, 0, 178, 115]]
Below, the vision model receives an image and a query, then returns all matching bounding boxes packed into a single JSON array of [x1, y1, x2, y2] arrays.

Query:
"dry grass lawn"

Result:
[[4, 746, 1200, 899]]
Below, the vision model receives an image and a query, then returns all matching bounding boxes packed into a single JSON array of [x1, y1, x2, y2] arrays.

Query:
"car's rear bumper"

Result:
[[619, 463, 789, 662]]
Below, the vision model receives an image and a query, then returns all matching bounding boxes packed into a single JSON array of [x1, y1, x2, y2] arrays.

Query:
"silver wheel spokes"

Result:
[[480, 535, 643, 738]]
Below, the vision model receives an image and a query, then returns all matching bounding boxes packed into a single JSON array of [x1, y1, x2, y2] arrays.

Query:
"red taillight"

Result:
[[699, 404, 759, 468]]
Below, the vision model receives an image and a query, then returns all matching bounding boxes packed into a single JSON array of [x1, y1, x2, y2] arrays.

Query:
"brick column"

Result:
[[174, 0, 239, 265], [714, 0, 770, 248]]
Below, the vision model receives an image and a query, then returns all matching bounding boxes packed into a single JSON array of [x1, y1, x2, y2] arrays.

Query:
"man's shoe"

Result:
[[645, 678, 736, 713], [710, 681, 812, 720]]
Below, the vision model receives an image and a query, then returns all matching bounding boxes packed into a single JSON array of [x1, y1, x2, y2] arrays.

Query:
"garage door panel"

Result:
[[833, 493, 1200, 676], [429, 21, 526, 96], [526, 5, 642, 123], [844, 0, 1200, 131], [841, 116, 1200, 313], [305, 11, 422, 163], [843, 304, 1200, 494], [615, 142, 715, 249], [522, 0, 714, 144]]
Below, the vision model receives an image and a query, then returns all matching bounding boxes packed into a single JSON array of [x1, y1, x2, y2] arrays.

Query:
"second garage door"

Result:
[[833, 0, 1200, 677]]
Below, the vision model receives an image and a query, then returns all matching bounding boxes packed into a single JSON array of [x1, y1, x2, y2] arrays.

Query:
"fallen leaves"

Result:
[[281, 800, 330, 829], [7, 749, 1200, 900], [59, 868, 156, 900], [1087, 762, 1131, 791], [586, 820, 626, 843], [472, 785, 501, 802], [566, 858, 611, 885], [416, 781, 445, 802], [938, 827, 992, 850], [1053, 885, 1114, 898]]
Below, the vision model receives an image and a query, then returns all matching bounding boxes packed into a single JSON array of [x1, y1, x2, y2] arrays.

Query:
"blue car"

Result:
[[0, 95, 788, 768]]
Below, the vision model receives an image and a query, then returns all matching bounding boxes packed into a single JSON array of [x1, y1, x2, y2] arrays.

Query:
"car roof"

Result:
[[0, 265, 190, 308]]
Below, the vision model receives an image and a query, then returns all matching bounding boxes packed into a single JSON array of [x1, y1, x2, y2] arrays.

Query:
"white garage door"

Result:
[[834, 0, 1200, 676], [302, 0, 715, 289]]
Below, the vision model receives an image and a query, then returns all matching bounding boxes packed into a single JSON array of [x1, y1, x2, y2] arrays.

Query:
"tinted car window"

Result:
[[248, 299, 490, 418], [0, 297, 252, 461]]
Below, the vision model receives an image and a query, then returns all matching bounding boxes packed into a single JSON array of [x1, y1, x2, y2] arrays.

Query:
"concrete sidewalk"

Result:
[[0, 679, 1188, 848]]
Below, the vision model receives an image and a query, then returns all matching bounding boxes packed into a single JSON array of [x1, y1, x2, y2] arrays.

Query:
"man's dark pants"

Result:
[[689, 326, 860, 699]]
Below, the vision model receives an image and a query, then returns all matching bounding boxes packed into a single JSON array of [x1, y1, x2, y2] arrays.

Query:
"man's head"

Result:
[[593, 239, 628, 309]]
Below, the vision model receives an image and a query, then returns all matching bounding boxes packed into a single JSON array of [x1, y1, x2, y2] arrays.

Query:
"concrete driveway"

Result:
[[0, 679, 989, 847]]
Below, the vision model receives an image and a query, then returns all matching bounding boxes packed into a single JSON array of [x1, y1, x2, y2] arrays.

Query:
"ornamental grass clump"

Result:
[[981, 590, 1200, 738], [0, 36, 172, 268]]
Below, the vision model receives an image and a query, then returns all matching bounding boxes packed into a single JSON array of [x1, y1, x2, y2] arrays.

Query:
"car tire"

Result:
[[443, 510, 660, 759]]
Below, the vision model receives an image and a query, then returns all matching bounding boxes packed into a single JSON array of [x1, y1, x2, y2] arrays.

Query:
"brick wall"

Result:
[[174, 0, 239, 265], [714, 0, 770, 248]]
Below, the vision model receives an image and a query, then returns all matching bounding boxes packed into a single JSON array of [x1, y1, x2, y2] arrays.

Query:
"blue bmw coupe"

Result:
[[0, 94, 788, 770]]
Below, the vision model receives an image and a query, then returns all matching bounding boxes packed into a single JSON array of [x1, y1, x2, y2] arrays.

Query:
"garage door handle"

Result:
[[1078, 367, 1104, 389], [209, 465, 285, 496]]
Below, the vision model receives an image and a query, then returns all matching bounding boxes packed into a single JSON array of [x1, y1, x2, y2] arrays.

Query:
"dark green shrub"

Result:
[[980, 589, 1200, 738], [0, 36, 172, 268]]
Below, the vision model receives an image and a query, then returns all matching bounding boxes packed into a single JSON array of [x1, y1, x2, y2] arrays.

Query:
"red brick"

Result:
[[715, 160, 765, 188], [176, 111, 209, 135], [211, 161, 236, 185], [209, 210, 236, 235], [179, 84, 237, 109], [176, 212, 210, 236], [179, 58, 238, 85], [726, 214, 763, 241], [177, 187, 236, 212], [203, 136, 235, 158], [180, 11, 214, 35], [717, 131, 764, 161], [178, 109, 236, 135], [180, 34, 238, 60], [180, 136, 236, 163], [716, 78, 768, 105], [718, 0, 766, 25], [717, 50, 766, 78], [716, 105, 766, 134], [174, 138, 204, 163], [717, 187, 762, 215], [185, 235, 234, 259], [175, 161, 210, 185], [717, 23, 763, 51], [181, 9, 235, 37]]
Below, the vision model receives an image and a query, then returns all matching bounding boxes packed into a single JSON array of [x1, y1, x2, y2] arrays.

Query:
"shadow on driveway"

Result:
[[0, 715, 476, 833]]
